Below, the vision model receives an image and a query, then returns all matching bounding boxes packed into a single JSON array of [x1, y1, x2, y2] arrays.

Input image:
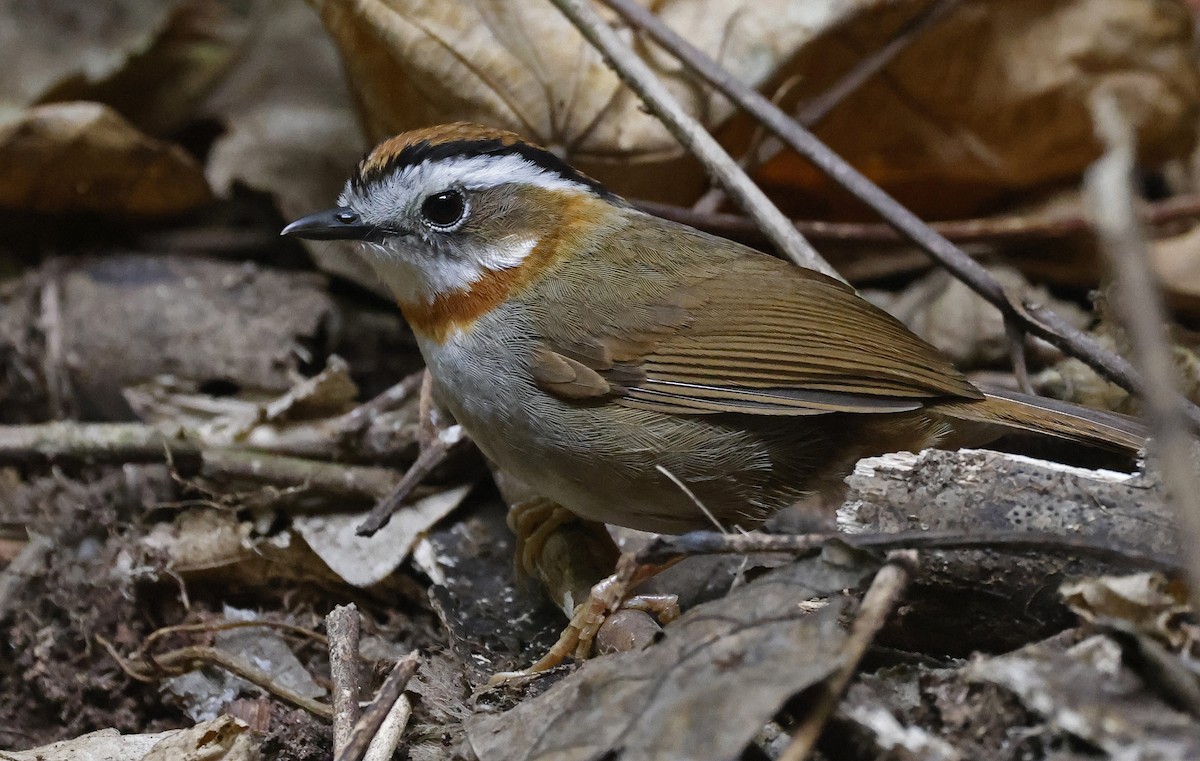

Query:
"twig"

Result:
[[99, 638, 333, 720], [38, 263, 71, 420], [0, 422, 411, 505], [794, 0, 962, 127], [546, 0, 837, 278], [335, 651, 420, 761], [637, 193, 1200, 246], [142, 619, 328, 654], [0, 533, 53, 622], [599, 2, 1192, 416], [356, 373, 467, 536], [635, 529, 1179, 572], [0, 422, 201, 467], [334, 371, 424, 438], [363, 695, 412, 761], [327, 604, 363, 756], [1086, 93, 1200, 607], [779, 551, 918, 761], [202, 450, 399, 504]]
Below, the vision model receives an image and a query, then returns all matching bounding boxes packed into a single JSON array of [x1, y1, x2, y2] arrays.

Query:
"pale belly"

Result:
[[414, 322, 805, 533]]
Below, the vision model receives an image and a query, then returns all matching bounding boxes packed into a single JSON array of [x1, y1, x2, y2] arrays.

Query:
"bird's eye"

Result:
[[420, 190, 466, 228]]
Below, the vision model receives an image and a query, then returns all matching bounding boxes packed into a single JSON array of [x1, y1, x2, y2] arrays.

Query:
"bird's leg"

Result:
[[490, 550, 680, 682], [492, 494, 681, 676]]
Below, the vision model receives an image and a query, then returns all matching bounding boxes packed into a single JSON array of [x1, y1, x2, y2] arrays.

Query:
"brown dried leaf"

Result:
[[466, 553, 876, 761], [306, 0, 888, 202], [749, 0, 1200, 217], [0, 102, 212, 215], [1061, 572, 1197, 652]]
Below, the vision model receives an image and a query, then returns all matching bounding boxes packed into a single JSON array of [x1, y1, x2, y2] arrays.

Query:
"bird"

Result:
[[283, 122, 1143, 665]]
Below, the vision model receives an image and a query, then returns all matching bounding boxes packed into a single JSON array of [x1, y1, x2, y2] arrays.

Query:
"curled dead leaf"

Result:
[[0, 102, 212, 215], [1061, 572, 1198, 653]]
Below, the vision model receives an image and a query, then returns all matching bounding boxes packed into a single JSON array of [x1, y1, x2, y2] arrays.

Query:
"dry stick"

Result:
[[1086, 94, 1200, 608], [362, 696, 412, 761], [0, 422, 408, 505], [99, 638, 334, 720], [38, 265, 70, 420], [779, 551, 918, 761], [638, 193, 1200, 246], [335, 651, 420, 761], [327, 604, 363, 757], [592, 0, 1200, 426], [334, 371, 425, 438], [635, 529, 1179, 573], [356, 372, 467, 536], [546, 0, 838, 279]]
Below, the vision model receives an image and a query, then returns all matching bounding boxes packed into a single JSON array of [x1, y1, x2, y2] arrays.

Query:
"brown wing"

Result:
[[528, 215, 982, 416]]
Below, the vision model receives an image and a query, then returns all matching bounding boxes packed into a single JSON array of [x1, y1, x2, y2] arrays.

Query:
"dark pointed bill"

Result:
[[281, 207, 376, 241]]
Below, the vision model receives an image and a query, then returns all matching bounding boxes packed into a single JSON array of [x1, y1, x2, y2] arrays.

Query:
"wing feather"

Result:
[[528, 213, 981, 415]]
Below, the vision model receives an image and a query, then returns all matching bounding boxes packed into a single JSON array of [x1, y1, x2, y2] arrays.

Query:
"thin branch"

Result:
[[637, 193, 1200, 247], [327, 604, 363, 757], [635, 529, 1179, 572], [335, 651, 420, 761], [780, 551, 917, 761], [333, 371, 424, 438], [1086, 93, 1200, 606], [593, 0, 1189, 416], [362, 696, 412, 761], [546, 0, 838, 278], [0, 422, 410, 505], [99, 638, 333, 720], [356, 373, 467, 536]]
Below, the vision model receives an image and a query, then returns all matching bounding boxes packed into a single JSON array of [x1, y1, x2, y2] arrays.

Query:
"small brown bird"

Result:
[[284, 122, 1142, 536]]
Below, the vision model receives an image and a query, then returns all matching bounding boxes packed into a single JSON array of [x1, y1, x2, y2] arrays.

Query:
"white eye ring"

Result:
[[420, 189, 468, 230]]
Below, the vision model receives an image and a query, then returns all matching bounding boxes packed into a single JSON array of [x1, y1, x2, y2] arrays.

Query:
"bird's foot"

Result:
[[507, 497, 576, 579], [490, 555, 677, 684]]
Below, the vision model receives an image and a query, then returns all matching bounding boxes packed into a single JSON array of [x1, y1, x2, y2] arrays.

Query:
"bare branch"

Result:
[[546, 0, 838, 278], [1085, 93, 1200, 604]]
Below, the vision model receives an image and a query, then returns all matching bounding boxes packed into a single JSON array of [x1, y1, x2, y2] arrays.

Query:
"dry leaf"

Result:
[[38, 0, 250, 136], [202, 0, 374, 292], [746, 0, 1200, 217], [868, 265, 1089, 368], [0, 0, 187, 112], [164, 607, 325, 723], [1061, 572, 1197, 652], [294, 484, 472, 587], [0, 102, 212, 215], [306, 0, 890, 202], [466, 553, 875, 761], [969, 635, 1200, 760], [0, 717, 257, 761], [1153, 223, 1200, 317]]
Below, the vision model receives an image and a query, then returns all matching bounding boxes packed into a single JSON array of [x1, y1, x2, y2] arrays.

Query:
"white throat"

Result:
[[361, 235, 537, 305]]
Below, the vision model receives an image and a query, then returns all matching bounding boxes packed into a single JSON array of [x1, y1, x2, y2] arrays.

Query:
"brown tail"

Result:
[[933, 386, 1146, 453]]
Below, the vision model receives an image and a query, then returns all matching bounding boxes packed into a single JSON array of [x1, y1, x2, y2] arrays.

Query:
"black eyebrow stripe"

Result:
[[351, 139, 621, 203]]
